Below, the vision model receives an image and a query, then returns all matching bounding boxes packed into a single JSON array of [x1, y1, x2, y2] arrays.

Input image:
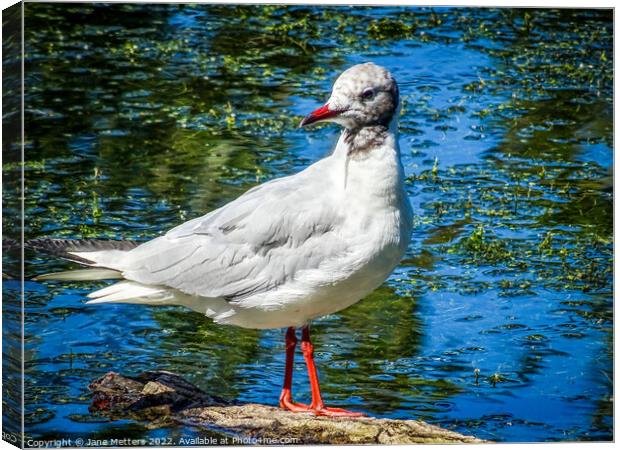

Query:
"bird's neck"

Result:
[[332, 117, 405, 198], [342, 125, 390, 157], [333, 116, 400, 160]]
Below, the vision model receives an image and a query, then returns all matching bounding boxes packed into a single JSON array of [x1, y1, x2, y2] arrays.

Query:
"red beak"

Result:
[[299, 104, 342, 127]]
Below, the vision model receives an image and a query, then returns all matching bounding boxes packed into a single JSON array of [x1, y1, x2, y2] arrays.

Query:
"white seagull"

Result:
[[35, 63, 413, 417]]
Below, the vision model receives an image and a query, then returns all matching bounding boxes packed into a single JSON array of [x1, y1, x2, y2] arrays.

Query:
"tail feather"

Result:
[[86, 281, 171, 304], [84, 280, 228, 319], [27, 238, 220, 316], [34, 268, 123, 281]]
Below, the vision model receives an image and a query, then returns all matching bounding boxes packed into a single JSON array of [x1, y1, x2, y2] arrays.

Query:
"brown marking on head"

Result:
[[345, 125, 390, 157]]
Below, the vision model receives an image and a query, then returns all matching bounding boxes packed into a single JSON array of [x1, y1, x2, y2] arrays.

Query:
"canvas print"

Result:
[[2, 2, 613, 446]]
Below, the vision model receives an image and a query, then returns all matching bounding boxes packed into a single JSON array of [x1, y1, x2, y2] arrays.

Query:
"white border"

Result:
[[0, 2, 616, 450], [1, 0, 617, 7]]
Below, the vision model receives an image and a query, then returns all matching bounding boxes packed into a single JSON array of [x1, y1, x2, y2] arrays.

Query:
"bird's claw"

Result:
[[280, 392, 364, 417], [311, 406, 365, 417], [279, 390, 311, 412]]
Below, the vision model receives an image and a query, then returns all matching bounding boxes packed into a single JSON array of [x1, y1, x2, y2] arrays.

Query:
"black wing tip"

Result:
[[20, 238, 141, 265], [25, 238, 140, 252]]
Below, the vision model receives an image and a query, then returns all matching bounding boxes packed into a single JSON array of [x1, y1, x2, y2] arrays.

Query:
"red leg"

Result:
[[300, 326, 364, 417], [279, 327, 309, 412]]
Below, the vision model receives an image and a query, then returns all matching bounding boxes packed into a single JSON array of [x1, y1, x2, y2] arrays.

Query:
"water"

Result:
[[2, 4, 612, 443]]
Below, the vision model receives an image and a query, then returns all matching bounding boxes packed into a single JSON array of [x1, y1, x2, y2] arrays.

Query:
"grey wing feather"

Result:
[[119, 170, 344, 301]]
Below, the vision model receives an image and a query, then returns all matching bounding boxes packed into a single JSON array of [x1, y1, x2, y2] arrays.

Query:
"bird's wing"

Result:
[[119, 166, 347, 301]]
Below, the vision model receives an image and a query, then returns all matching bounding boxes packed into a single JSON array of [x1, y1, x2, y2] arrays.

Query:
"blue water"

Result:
[[2, 4, 612, 444]]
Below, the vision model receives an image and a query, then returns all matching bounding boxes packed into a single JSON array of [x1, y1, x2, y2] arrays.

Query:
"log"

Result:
[[88, 371, 484, 445]]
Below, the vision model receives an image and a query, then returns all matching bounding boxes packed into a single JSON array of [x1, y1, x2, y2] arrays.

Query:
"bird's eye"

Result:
[[361, 88, 375, 100]]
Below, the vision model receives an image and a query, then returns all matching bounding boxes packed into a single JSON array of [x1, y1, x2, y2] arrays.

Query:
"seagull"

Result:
[[34, 62, 413, 417]]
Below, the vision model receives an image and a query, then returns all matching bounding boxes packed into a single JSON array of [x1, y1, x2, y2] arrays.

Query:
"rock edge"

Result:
[[89, 371, 485, 445]]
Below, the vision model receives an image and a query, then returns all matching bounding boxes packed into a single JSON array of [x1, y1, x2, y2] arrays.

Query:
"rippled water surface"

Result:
[[2, 4, 613, 443]]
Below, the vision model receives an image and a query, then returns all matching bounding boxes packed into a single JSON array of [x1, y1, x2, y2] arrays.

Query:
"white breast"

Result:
[[220, 130, 413, 329]]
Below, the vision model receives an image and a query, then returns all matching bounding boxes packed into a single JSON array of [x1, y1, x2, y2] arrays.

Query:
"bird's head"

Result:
[[300, 62, 399, 130]]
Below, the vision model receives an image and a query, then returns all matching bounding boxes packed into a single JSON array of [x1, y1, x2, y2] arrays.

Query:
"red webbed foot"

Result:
[[279, 389, 311, 413], [310, 403, 365, 417]]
